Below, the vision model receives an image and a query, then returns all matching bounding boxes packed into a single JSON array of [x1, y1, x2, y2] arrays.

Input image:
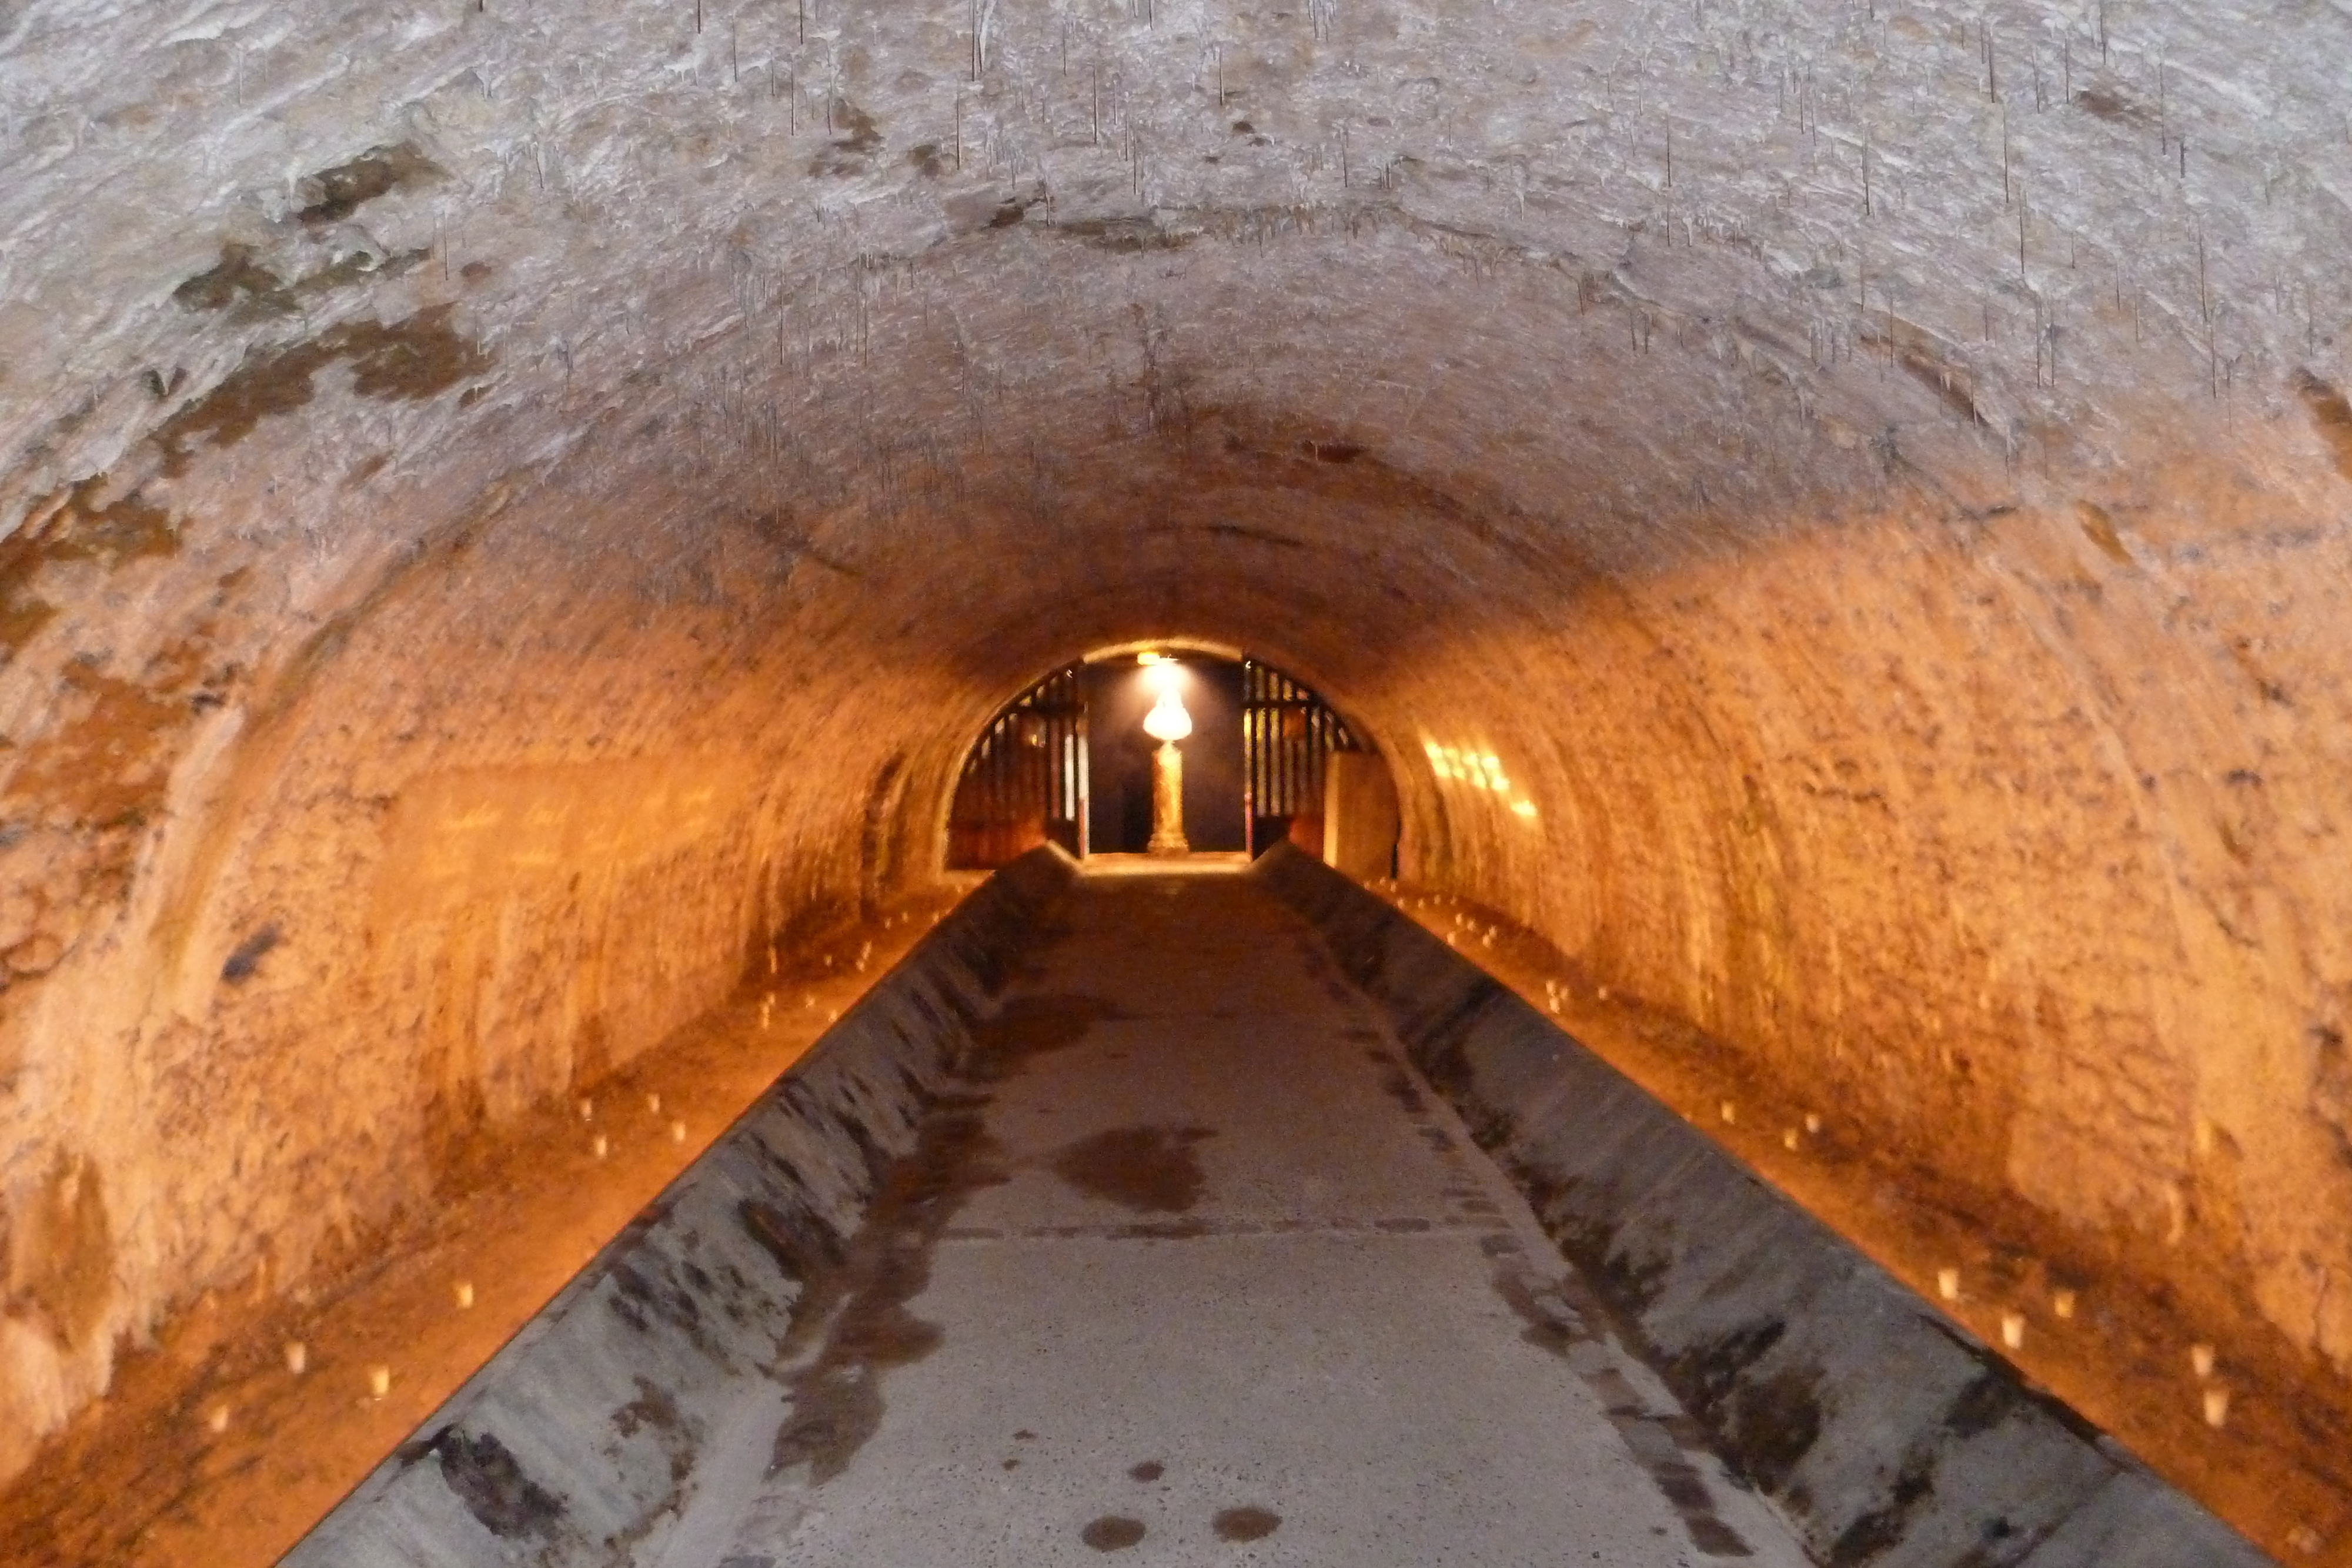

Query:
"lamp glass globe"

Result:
[[1143, 692, 1194, 742]]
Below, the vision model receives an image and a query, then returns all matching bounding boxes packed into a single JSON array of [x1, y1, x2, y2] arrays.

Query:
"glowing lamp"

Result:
[[1142, 670, 1192, 855], [1143, 691, 1193, 742]]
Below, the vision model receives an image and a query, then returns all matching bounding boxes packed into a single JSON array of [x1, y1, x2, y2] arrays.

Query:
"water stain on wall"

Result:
[[295, 143, 444, 227], [174, 245, 296, 316], [2076, 501, 2134, 566], [0, 661, 196, 984], [2292, 370, 2352, 483], [0, 480, 178, 659], [0, 483, 217, 992], [808, 99, 884, 177], [1050, 216, 1198, 253], [2310, 1025, 2352, 1165], [175, 239, 434, 324], [5, 1152, 113, 1351], [156, 308, 493, 473]]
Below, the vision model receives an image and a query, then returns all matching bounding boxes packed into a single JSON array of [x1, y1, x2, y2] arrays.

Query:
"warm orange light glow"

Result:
[[1144, 691, 1193, 742], [1424, 737, 1538, 822]]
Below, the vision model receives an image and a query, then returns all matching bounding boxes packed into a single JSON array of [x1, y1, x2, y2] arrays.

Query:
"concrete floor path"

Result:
[[667, 868, 1811, 1568]]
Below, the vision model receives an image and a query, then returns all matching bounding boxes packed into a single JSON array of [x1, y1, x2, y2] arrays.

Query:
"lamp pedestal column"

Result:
[[1147, 740, 1189, 855]]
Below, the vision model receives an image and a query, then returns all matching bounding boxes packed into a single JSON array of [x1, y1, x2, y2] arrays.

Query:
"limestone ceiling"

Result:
[[4, 0, 2344, 594]]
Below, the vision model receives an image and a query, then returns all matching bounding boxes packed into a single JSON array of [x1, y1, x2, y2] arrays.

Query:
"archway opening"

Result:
[[943, 648, 1396, 874]]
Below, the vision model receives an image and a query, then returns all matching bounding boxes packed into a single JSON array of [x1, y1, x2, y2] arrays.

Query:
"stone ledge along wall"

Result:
[[279, 843, 1075, 1567], [1254, 845, 2270, 1568]]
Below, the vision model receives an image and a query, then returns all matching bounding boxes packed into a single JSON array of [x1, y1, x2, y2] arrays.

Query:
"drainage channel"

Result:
[[287, 848, 2266, 1568]]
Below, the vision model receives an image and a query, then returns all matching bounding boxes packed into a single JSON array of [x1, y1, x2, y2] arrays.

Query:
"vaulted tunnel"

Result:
[[1, 0, 2349, 1559]]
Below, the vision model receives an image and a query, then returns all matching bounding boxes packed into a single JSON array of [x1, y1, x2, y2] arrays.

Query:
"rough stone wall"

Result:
[[2, 0, 2348, 1506], [1375, 451, 2352, 1385]]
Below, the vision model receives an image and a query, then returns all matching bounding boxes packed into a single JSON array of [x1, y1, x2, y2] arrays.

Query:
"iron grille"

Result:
[[1243, 660, 1356, 855], [946, 667, 1086, 867]]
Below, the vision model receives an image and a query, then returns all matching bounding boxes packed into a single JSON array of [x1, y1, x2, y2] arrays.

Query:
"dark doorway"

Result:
[[1083, 657, 1246, 854]]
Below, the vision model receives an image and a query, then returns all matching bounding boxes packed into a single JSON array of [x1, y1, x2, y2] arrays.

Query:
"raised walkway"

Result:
[[657, 867, 1805, 1566]]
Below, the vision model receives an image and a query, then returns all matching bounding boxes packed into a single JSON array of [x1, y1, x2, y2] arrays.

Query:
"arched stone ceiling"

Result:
[[2, 0, 2350, 1549]]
